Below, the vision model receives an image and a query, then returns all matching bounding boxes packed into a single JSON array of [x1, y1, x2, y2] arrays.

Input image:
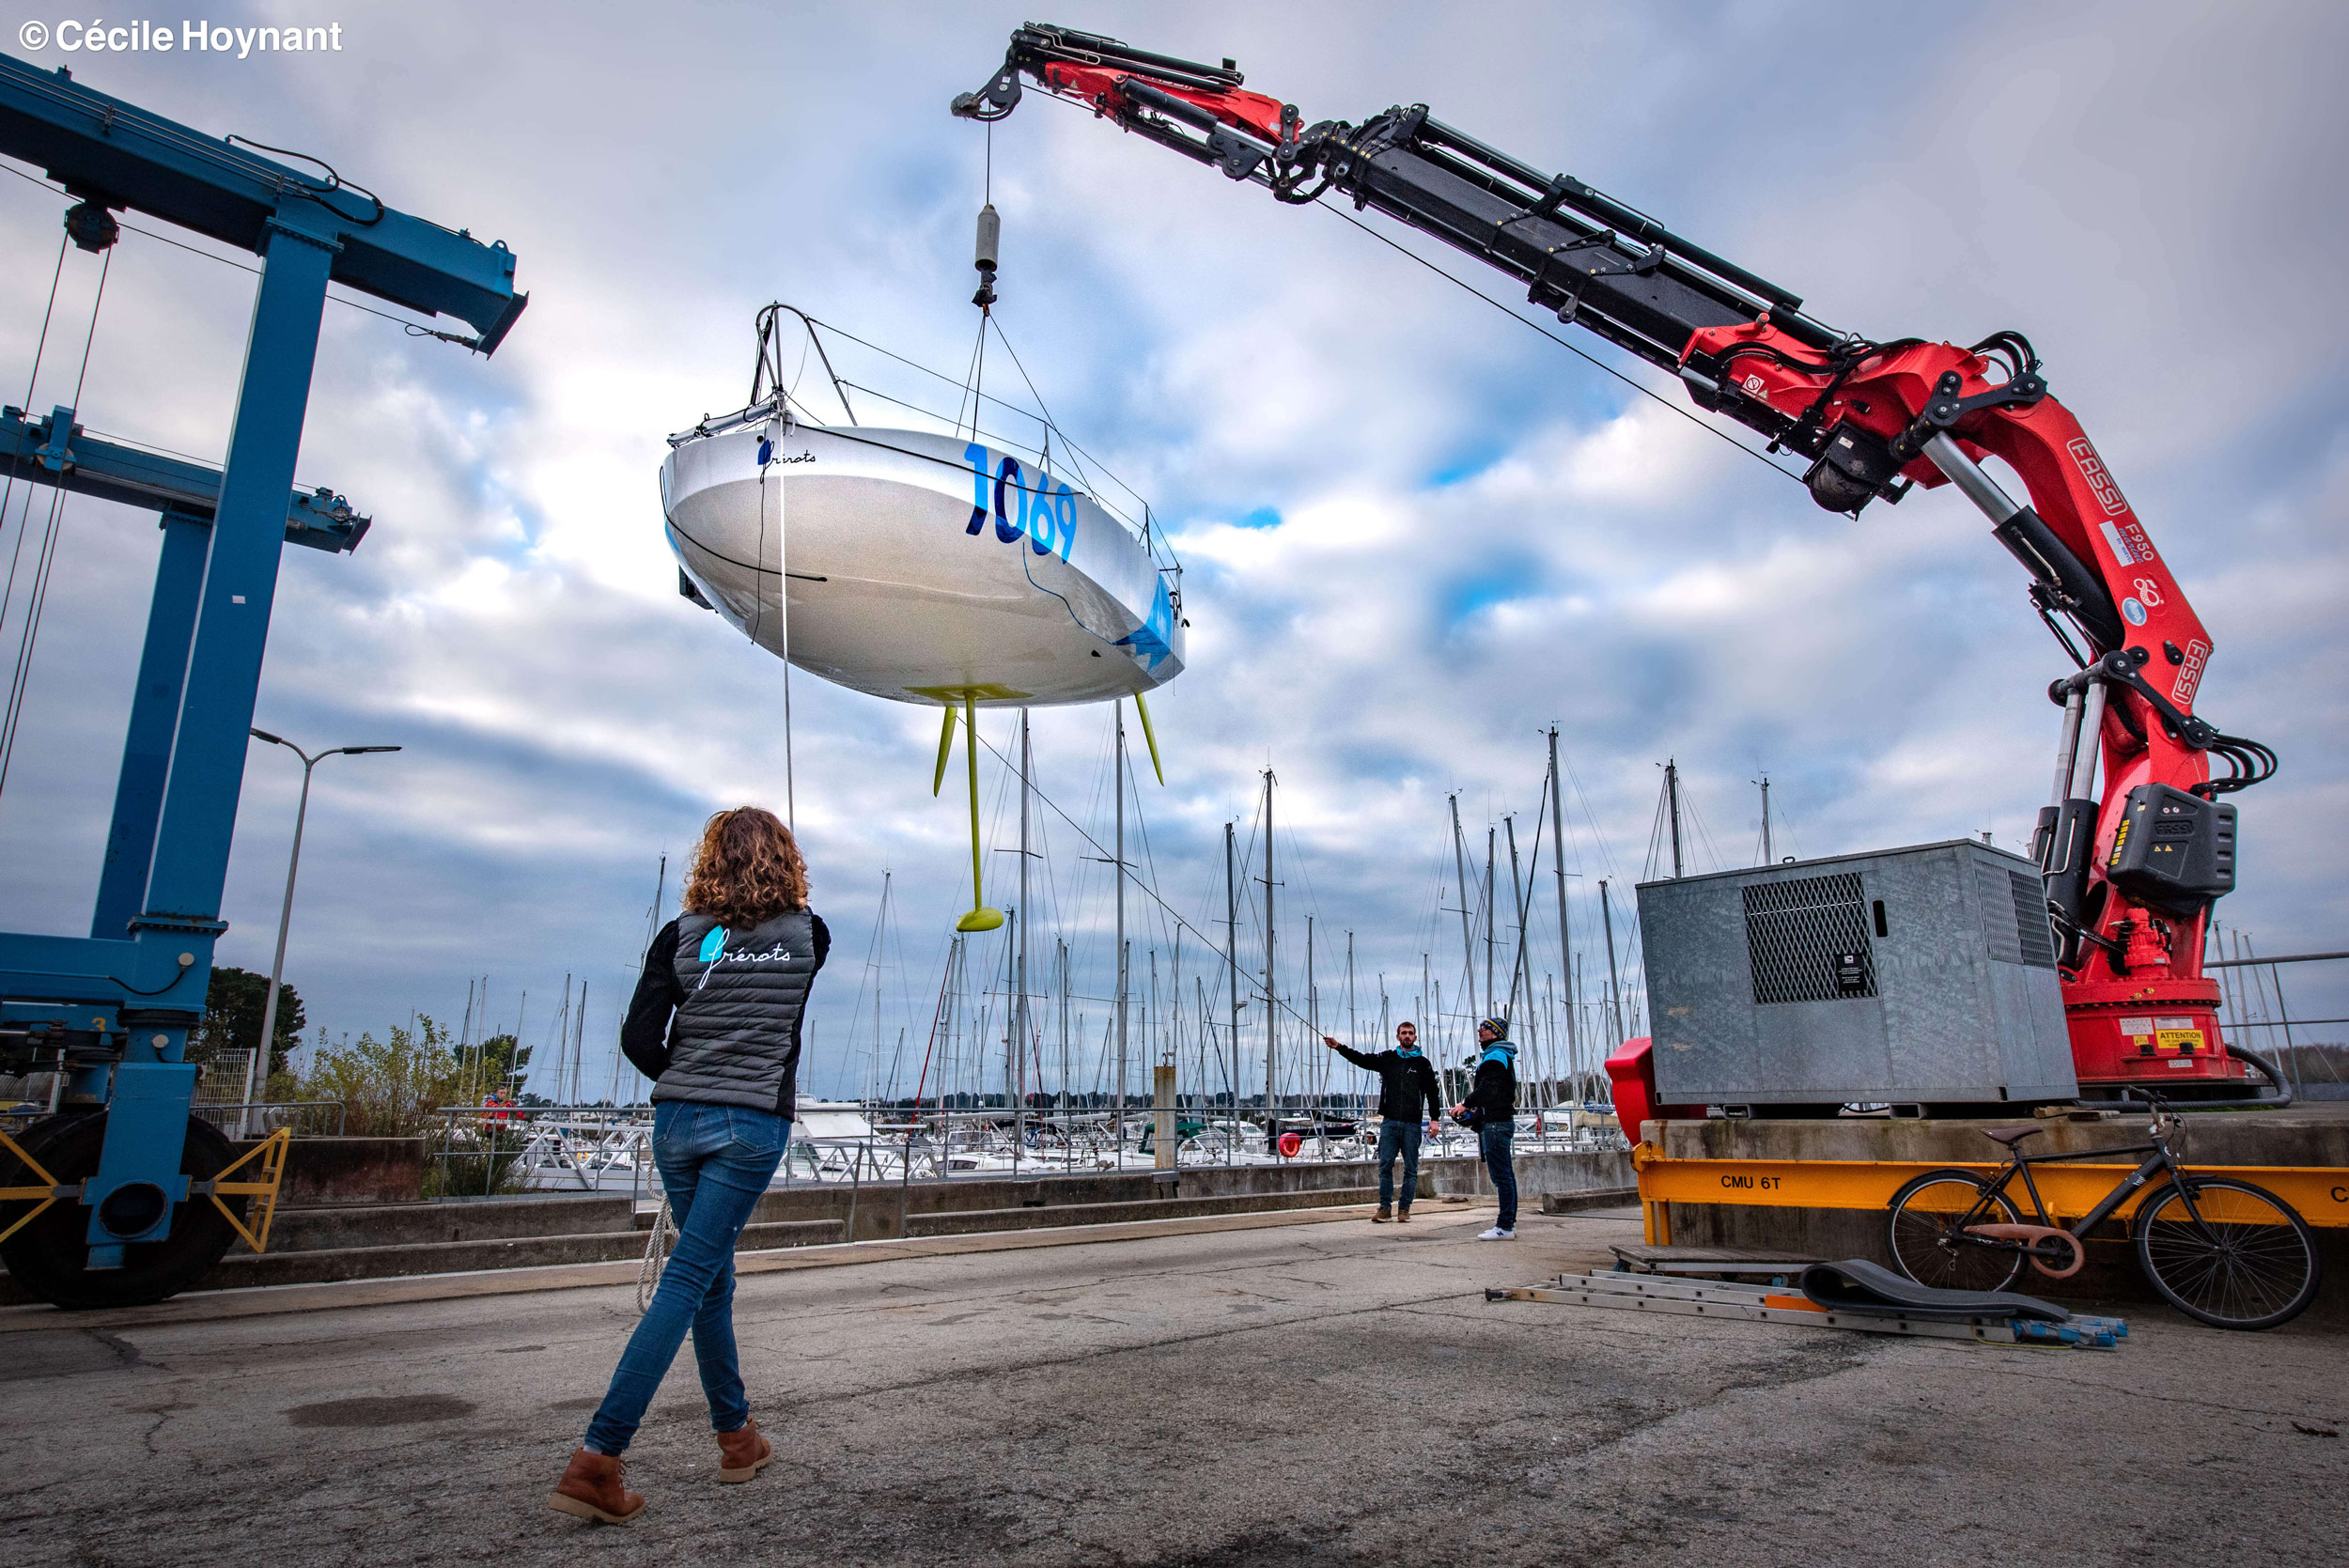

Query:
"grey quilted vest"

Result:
[[651, 908, 818, 1117]]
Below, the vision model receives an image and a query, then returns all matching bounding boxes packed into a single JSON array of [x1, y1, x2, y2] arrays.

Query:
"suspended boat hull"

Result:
[[661, 418, 1184, 706]]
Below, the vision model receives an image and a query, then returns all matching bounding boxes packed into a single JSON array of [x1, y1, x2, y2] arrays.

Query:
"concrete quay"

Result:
[[2, 1200, 2341, 1568]]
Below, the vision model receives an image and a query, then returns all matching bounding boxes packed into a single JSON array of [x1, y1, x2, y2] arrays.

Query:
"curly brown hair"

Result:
[[681, 807, 808, 926]]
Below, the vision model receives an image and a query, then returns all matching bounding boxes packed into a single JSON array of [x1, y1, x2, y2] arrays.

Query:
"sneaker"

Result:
[[1371, 1204, 1392, 1223], [1476, 1226, 1516, 1241]]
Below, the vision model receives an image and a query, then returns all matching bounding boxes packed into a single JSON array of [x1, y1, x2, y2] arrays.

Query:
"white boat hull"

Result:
[[661, 418, 1185, 706]]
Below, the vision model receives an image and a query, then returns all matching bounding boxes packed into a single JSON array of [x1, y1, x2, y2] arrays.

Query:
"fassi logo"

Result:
[[2067, 437, 2131, 518], [2172, 639, 2210, 708]]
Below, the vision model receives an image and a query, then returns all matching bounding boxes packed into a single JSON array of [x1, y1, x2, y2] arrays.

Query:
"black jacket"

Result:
[[622, 912, 831, 1115], [1462, 1050, 1517, 1129], [1333, 1043, 1444, 1124]]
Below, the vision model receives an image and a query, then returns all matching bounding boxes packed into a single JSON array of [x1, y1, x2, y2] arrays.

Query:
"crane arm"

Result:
[[957, 23, 2280, 1091]]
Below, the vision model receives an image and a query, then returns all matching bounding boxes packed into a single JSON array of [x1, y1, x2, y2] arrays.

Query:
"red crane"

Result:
[[955, 25, 2279, 1098]]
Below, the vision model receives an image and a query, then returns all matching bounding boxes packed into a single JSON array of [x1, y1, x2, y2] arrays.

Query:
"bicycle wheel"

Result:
[[1888, 1170, 2025, 1294], [2133, 1175, 2321, 1330]]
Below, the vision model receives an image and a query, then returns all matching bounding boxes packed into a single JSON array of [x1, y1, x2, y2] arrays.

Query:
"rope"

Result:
[[634, 1194, 676, 1313]]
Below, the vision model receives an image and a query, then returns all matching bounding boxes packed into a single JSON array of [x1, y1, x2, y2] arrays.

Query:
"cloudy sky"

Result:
[[2, 1, 2343, 1104]]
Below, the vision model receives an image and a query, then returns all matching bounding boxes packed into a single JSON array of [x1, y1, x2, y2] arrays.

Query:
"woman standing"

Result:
[[550, 806, 829, 1524]]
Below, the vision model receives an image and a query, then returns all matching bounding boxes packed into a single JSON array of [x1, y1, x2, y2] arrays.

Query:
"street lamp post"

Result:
[[242, 728, 400, 1135]]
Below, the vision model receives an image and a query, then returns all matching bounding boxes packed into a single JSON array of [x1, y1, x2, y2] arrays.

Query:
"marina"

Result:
[[0, 8, 2342, 1565]]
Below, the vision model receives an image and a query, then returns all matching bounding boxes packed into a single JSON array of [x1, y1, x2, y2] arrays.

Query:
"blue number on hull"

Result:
[[993, 456, 1025, 544], [964, 442, 990, 535], [960, 441, 1079, 565]]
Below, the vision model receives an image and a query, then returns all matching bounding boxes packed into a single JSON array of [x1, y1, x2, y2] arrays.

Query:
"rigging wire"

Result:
[[973, 721, 1324, 1037], [1312, 200, 1808, 485], [779, 309, 1159, 534], [0, 245, 110, 799], [0, 232, 70, 696]]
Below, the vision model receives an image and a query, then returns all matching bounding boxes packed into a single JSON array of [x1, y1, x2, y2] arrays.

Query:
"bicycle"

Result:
[[1886, 1091, 2321, 1330]]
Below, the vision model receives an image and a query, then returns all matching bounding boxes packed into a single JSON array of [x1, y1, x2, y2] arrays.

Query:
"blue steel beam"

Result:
[[90, 508, 207, 941], [0, 59, 521, 1283], [0, 54, 525, 351], [1, 405, 369, 551], [78, 215, 335, 1253]]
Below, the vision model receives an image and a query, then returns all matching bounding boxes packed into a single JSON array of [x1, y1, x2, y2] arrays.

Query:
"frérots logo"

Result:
[[2067, 437, 2130, 518]]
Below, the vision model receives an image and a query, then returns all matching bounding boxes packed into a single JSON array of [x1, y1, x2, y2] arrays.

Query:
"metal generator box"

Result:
[[1637, 840, 2077, 1107]]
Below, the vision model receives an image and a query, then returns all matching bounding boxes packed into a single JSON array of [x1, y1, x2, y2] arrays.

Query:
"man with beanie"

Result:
[[1452, 1017, 1519, 1239], [1323, 1021, 1444, 1222]]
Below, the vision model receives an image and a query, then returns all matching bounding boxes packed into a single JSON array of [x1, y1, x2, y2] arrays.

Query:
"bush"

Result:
[[298, 1016, 506, 1139]]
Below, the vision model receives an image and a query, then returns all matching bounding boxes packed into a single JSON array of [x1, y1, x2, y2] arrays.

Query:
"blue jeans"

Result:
[[583, 1101, 786, 1455], [1376, 1119, 1423, 1209], [1479, 1122, 1517, 1231]]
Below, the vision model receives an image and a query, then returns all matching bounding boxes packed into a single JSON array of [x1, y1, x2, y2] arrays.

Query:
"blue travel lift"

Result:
[[0, 54, 522, 1308]]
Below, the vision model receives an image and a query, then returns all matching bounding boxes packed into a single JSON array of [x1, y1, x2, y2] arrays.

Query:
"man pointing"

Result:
[[1324, 1021, 1444, 1223]]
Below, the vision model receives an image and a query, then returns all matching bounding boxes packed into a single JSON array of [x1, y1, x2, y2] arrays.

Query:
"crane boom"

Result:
[[957, 24, 2283, 1098]]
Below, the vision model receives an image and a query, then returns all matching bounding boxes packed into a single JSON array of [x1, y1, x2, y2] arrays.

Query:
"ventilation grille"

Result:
[[1745, 873, 1876, 1005], [1974, 862, 2058, 968], [2009, 869, 2057, 968]]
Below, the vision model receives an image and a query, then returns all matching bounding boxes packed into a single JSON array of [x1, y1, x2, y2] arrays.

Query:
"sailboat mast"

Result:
[[1261, 768, 1276, 1126], [1548, 727, 1575, 1090], [1305, 915, 1316, 1108], [1599, 879, 1625, 1048], [1483, 829, 1496, 1023], [1667, 758, 1684, 878], [1016, 711, 1032, 1166], [1114, 700, 1128, 1146], [1224, 820, 1239, 1132], [1449, 794, 1476, 1021]]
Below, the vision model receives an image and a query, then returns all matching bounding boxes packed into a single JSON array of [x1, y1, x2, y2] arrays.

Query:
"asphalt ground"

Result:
[[2, 1202, 2343, 1568]]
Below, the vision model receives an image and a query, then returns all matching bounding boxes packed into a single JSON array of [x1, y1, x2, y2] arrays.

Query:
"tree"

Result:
[[470, 1032, 532, 1093], [197, 966, 305, 1079]]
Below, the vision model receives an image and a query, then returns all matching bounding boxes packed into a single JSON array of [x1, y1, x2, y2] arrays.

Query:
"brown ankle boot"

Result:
[[1396, 1206, 1412, 1222], [716, 1417, 772, 1483], [548, 1448, 645, 1523], [1371, 1204, 1392, 1222]]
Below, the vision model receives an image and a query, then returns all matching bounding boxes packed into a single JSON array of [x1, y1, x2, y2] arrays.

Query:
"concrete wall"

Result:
[[231, 1135, 425, 1205]]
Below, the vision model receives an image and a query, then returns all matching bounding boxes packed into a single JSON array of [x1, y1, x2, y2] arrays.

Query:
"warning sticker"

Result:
[[2155, 1028, 2206, 1054], [2155, 1017, 2197, 1031], [2118, 1016, 2155, 1035]]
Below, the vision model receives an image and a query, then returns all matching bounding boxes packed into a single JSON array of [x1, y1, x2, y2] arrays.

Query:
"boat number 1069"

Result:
[[964, 443, 1078, 563]]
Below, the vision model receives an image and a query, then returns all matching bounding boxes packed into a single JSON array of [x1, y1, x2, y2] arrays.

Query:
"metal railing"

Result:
[[191, 1100, 348, 1137], [2211, 943, 2349, 1099], [419, 1099, 1626, 1202]]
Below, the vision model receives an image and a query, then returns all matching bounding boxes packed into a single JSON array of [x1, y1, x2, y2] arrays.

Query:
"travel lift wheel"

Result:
[[0, 1111, 243, 1310]]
